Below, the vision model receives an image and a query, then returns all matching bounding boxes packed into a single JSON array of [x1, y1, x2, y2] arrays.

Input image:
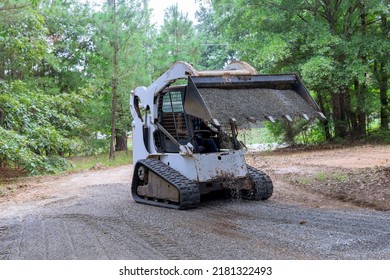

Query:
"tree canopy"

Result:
[[212, 0, 390, 139]]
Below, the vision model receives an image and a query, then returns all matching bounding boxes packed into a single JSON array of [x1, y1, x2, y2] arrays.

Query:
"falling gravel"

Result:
[[199, 88, 319, 127]]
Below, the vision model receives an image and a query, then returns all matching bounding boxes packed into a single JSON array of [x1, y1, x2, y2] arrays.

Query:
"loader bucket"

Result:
[[184, 74, 324, 128]]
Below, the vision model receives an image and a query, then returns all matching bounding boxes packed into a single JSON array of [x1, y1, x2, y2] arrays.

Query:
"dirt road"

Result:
[[0, 145, 389, 259]]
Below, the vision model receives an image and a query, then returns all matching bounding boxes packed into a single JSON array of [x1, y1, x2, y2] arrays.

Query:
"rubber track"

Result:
[[246, 165, 274, 200], [131, 159, 200, 210]]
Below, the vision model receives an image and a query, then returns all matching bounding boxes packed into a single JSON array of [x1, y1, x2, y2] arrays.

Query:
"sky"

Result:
[[148, 0, 199, 26], [81, 0, 200, 26]]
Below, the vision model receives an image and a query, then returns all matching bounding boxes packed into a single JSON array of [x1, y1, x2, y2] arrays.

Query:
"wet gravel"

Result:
[[1, 183, 389, 260]]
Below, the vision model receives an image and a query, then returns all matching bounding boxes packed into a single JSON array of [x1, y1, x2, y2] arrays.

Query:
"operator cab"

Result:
[[154, 86, 220, 154]]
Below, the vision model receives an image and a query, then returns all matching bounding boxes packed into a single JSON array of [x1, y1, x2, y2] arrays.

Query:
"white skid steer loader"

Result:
[[130, 61, 324, 209]]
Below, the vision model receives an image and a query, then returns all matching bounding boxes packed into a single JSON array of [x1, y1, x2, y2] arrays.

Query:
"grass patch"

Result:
[[66, 150, 133, 172], [315, 172, 328, 181], [290, 170, 349, 187], [331, 172, 349, 182]]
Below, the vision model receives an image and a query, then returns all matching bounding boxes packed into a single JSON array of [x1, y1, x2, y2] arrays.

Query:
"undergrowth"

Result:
[[66, 150, 133, 172]]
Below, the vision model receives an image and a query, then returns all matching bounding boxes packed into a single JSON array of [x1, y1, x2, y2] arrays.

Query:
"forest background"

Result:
[[0, 0, 389, 174]]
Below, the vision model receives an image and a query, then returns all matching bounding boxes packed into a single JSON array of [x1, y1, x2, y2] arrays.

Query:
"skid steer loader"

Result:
[[130, 61, 324, 209]]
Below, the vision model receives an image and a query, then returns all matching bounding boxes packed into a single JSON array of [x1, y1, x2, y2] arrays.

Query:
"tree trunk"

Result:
[[115, 129, 128, 151], [331, 89, 348, 138], [353, 79, 367, 138], [354, 9, 367, 138], [109, 47, 118, 159], [0, 108, 4, 127], [379, 14, 389, 130], [0, 45, 4, 80], [379, 62, 389, 130], [109, 0, 118, 160], [316, 91, 332, 140]]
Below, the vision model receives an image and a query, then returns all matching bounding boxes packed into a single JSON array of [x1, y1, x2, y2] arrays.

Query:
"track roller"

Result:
[[131, 159, 200, 209]]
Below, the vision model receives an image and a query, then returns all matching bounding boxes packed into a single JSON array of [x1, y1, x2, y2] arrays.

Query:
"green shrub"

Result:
[[0, 80, 88, 174], [265, 119, 326, 145]]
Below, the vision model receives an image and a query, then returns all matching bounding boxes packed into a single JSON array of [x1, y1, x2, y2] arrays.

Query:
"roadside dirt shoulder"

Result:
[[0, 165, 132, 206], [246, 144, 390, 210]]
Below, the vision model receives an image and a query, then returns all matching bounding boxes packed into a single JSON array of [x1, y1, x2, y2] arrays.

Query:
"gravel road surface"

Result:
[[1, 185, 390, 260], [1, 146, 389, 260]]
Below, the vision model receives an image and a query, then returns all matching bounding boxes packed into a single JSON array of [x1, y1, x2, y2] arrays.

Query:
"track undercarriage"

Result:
[[131, 159, 274, 209]]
